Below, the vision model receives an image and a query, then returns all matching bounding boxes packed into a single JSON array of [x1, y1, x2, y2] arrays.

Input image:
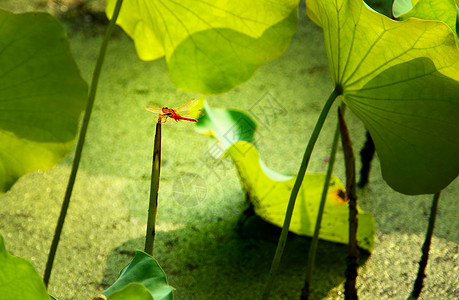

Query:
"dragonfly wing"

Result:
[[174, 99, 199, 112], [146, 106, 170, 124], [174, 98, 205, 119], [145, 106, 163, 114]]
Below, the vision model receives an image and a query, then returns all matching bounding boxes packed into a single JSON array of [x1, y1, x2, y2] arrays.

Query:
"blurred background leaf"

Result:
[[0, 9, 87, 193], [105, 0, 299, 94]]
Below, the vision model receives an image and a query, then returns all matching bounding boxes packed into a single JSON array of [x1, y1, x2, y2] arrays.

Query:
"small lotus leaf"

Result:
[[0, 234, 50, 300]]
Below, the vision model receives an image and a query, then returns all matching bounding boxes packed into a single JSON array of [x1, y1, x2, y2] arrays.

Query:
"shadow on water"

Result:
[[99, 206, 370, 299]]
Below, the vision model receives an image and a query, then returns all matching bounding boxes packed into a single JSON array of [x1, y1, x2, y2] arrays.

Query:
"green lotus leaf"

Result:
[[196, 105, 375, 251], [107, 282, 153, 300], [197, 102, 256, 150], [393, 0, 458, 42], [0, 9, 88, 193], [0, 234, 51, 300], [105, 0, 299, 94], [306, 0, 459, 194], [392, 0, 413, 17], [99, 251, 173, 300]]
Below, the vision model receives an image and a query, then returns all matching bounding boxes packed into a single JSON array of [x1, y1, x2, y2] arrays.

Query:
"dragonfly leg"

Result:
[[158, 115, 167, 123]]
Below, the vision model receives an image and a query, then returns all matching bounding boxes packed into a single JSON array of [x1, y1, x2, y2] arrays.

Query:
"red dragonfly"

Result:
[[146, 98, 204, 124]]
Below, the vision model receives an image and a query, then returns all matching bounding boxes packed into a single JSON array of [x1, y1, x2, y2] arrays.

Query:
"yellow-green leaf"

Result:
[[306, 0, 459, 194], [228, 141, 375, 251], [197, 105, 375, 251], [394, 0, 458, 43], [105, 0, 299, 94]]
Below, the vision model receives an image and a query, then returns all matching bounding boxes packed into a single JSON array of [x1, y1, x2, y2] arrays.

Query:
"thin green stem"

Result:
[[145, 122, 162, 255], [43, 0, 124, 288], [301, 103, 346, 300], [261, 87, 341, 299], [338, 107, 358, 300], [409, 191, 441, 299]]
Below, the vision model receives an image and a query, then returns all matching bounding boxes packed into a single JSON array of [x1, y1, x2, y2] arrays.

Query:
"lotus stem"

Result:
[[43, 0, 124, 287], [357, 131, 375, 188], [145, 121, 162, 255], [338, 107, 358, 300], [301, 103, 346, 299], [409, 191, 441, 299], [261, 86, 342, 299]]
